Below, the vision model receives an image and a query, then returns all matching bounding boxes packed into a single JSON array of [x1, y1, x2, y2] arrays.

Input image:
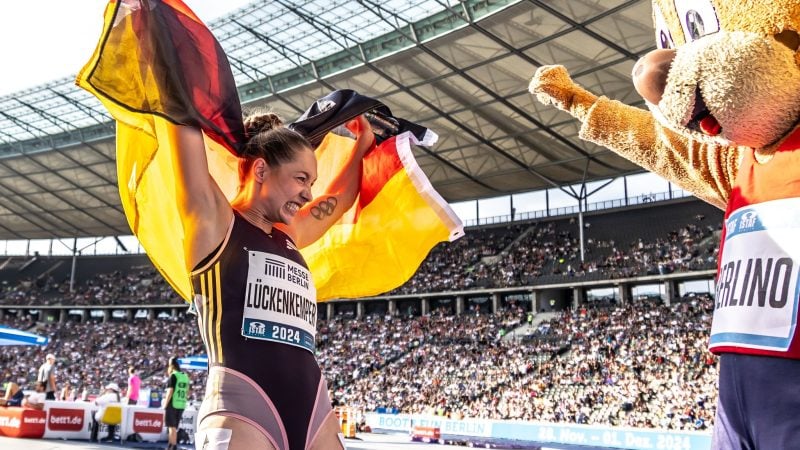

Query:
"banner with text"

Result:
[[365, 413, 712, 450]]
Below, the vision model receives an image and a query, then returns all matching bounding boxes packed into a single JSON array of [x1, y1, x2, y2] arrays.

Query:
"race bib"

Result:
[[241, 251, 317, 352], [711, 198, 800, 352]]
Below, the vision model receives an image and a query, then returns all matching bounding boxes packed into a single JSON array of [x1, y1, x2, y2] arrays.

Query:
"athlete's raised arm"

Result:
[[167, 125, 234, 269], [281, 116, 375, 248]]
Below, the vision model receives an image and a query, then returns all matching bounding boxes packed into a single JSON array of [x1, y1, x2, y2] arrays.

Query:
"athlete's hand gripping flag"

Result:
[[76, 0, 463, 301]]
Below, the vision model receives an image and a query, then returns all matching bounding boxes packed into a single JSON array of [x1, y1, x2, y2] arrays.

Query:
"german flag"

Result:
[[77, 0, 463, 302], [304, 131, 463, 300]]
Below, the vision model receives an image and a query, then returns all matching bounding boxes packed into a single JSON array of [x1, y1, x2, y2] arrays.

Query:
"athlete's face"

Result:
[[260, 147, 316, 225]]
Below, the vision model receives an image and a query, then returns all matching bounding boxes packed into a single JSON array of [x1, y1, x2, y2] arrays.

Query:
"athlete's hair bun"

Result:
[[244, 112, 284, 140]]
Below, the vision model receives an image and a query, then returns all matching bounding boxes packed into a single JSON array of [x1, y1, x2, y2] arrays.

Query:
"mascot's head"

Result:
[[633, 0, 800, 149]]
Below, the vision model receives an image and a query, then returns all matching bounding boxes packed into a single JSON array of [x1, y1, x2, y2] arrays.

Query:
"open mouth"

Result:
[[286, 202, 300, 214], [686, 86, 721, 136]]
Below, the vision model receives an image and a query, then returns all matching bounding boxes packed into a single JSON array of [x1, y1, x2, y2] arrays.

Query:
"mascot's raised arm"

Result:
[[531, 1, 800, 448], [530, 1, 800, 210]]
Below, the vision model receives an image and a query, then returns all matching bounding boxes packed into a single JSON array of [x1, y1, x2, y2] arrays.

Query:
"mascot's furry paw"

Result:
[[529, 65, 598, 122]]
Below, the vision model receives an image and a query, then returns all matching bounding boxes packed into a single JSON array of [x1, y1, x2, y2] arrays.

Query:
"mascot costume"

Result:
[[530, 0, 800, 448]]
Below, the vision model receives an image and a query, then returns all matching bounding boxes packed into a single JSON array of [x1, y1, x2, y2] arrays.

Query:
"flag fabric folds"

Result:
[[77, 0, 463, 302], [290, 90, 463, 299], [289, 89, 433, 148], [77, 0, 244, 301], [303, 131, 463, 299]]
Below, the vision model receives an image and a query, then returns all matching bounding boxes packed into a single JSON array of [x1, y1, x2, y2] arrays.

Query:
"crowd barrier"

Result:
[[43, 401, 93, 440], [0, 402, 198, 443], [366, 413, 713, 450], [0, 408, 46, 438]]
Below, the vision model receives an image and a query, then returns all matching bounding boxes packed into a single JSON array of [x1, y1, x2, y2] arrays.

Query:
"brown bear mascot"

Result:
[[530, 1, 800, 448]]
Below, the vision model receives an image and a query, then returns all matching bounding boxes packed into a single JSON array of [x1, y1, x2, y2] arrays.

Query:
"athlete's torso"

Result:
[[191, 213, 324, 446], [711, 147, 800, 358]]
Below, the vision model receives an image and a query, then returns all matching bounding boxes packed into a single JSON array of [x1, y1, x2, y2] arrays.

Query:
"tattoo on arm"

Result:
[[310, 197, 338, 220]]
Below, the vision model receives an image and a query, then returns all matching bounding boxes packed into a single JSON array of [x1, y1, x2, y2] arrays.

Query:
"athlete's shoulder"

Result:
[[271, 226, 299, 251]]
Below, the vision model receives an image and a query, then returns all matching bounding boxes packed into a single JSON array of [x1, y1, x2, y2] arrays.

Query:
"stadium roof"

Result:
[[0, 0, 654, 240]]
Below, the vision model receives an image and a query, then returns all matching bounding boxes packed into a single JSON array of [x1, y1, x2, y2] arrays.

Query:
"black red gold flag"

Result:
[[77, 0, 463, 301]]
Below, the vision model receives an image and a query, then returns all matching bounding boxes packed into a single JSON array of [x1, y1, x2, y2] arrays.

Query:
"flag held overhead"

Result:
[[77, 0, 462, 302], [292, 91, 464, 299]]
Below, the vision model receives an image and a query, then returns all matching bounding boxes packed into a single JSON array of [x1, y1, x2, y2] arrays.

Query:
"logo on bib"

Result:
[[264, 257, 285, 278], [738, 211, 758, 230], [247, 321, 267, 336]]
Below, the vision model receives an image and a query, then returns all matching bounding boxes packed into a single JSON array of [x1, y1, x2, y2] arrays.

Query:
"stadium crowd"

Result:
[[0, 265, 182, 307], [0, 201, 723, 433], [0, 315, 203, 404], [324, 295, 717, 431], [0, 204, 721, 305], [393, 216, 719, 294], [1, 294, 718, 432]]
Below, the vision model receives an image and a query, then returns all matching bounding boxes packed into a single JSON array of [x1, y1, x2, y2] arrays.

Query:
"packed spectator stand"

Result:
[[393, 199, 721, 294], [0, 199, 722, 305], [0, 198, 724, 432], [0, 314, 206, 405], [0, 294, 717, 432], [321, 295, 716, 431], [0, 256, 179, 307]]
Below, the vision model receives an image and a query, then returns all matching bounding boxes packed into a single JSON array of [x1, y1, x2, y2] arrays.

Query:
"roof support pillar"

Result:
[[69, 238, 77, 293]]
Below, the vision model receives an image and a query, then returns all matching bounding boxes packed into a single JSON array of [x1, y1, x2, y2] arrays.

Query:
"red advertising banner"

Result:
[[133, 411, 163, 434], [47, 408, 84, 431], [0, 408, 46, 438]]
